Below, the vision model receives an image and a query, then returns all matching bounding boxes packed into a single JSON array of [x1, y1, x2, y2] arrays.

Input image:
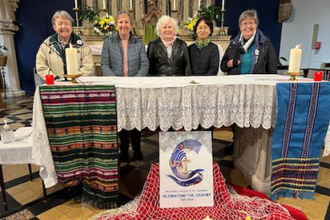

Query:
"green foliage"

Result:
[[199, 5, 221, 23], [0, 44, 8, 56], [79, 6, 101, 25]]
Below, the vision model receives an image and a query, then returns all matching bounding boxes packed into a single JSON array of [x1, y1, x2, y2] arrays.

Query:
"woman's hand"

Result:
[[227, 59, 240, 68]]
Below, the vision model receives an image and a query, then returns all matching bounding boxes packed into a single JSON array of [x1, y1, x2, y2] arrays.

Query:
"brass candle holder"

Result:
[[66, 74, 83, 84], [286, 72, 301, 81], [73, 8, 79, 27], [219, 9, 226, 35]]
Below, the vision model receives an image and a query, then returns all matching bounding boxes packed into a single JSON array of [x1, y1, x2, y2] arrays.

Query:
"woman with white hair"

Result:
[[147, 15, 191, 76], [36, 10, 94, 79]]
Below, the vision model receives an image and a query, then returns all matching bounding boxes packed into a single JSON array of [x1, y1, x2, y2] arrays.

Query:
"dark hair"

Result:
[[193, 17, 214, 36]]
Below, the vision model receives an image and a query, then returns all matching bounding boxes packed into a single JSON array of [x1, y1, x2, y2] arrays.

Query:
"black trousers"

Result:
[[118, 128, 141, 156]]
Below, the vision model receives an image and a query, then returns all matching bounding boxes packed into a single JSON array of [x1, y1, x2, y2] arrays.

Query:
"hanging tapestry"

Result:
[[40, 85, 118, 208], [271, 82, 330, 200]]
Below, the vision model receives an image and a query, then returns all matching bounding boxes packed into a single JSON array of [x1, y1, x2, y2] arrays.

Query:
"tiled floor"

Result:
[[0, 96, 330, 220]]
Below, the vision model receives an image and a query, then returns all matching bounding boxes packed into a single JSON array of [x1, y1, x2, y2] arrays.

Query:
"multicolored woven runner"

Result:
[[271, 82, 330, 200], [39, 85, 118, 208]]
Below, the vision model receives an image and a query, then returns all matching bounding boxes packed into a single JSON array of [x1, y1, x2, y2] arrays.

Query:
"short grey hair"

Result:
[[115, 11, 133, 26], [52, 10, 74, 26], [155, 15, 178, 36], [238, 9, 259, 27]]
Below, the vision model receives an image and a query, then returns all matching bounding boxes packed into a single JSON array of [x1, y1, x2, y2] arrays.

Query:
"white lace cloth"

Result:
[[0, 127, 33, 164], [32, 87, 58, 188], [32, 75, 330, 188]]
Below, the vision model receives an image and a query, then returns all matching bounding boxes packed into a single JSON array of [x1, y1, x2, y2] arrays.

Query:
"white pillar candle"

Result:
[[173, 0, 176, 10], [74, 0, 78, 8], [103, 0, 106, 9], [222, 0, 225, 10], [65, 46, 79, 75], [198, 0, 201, 8], [130, 0, 133, 9], [288, 44, 302, 73], [203, 216, 213, 220]]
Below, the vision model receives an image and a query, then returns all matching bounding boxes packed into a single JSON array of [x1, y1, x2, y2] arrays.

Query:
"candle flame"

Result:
[[295, 44, 301, 49], [70, 43, 73, 48]]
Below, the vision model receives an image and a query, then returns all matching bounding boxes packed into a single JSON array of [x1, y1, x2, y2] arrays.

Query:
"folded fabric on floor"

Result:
[[271, 83, 330, 200], [230, 184, 308, 220], [40, 85, 118, 208], [90, 163, 294, 220]]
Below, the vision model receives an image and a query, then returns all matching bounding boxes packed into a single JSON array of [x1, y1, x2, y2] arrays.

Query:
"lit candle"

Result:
[[173, 0, 176, 10], [74, 0, 78, 8], [130, 0, 133, 9], [198, 0, 201, 8], [288, 44, 302, 73], [221, 0, 225, 10], [203, 216, 213, 220], [65, 45, 79, 75], [103, 0, 106, 9]]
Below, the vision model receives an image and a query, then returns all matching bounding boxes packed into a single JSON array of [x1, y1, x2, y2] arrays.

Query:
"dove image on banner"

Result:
[[159, 131, 214, 208]]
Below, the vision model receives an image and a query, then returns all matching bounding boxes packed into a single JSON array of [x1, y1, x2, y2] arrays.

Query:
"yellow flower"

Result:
[[187, 24, 194, 31], [99, 20, 105, 26]]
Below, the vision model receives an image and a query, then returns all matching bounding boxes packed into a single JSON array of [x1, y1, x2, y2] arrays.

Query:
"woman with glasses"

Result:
[[188, 17, 219, 76], [220, 9, 277, 74]]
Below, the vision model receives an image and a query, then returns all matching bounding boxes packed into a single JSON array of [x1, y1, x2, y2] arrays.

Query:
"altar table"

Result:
[[0, 128, 34, 210], [31, 75, 330, 193]]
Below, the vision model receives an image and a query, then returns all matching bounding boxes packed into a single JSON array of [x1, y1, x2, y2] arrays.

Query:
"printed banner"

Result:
[[159, 131, 213, 208]]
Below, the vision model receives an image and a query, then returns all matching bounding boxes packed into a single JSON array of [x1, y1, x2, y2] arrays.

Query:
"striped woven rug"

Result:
[[271, 82, 330, 200], [39, 85, 118, 208]]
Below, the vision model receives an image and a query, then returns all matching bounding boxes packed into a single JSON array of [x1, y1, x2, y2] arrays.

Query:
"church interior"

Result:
[[1, 0, 330, 220]]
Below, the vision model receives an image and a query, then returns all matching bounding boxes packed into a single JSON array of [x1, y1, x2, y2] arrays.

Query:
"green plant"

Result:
[[0, 44, 8, 56], [199, 5, 221, 23], [79, 6, 101, 26]]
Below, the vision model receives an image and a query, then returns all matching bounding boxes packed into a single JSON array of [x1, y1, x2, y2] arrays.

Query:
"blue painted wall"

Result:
[[215, 0, 281, 55], [14, 0, 74, 94], [15, 0, 281, 94]]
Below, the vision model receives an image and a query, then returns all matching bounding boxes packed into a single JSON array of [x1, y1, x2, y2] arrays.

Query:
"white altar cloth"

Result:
[[32, 75, 330, 189], [0, 128, 33, 164]]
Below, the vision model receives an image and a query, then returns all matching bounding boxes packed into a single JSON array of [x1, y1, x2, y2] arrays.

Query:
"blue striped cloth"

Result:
[[270, 82, 330, 200]]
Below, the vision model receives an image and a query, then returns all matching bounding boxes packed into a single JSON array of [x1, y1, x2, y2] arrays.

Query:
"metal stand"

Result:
[[1, 66, 7, 100], [219, 9, 226, 35], [73, 8, 79, 27]]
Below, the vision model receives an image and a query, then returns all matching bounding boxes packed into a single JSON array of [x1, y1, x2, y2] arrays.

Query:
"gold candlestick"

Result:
[[286, 71, 301, 81], [73, 8, 79, 27], [219, 9, 226, 35]]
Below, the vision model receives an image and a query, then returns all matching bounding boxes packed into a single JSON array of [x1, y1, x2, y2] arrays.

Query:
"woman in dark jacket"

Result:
[[147, 15, 191, 76], [188, 17, 219, 76], [221, 9, 277, 74]]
